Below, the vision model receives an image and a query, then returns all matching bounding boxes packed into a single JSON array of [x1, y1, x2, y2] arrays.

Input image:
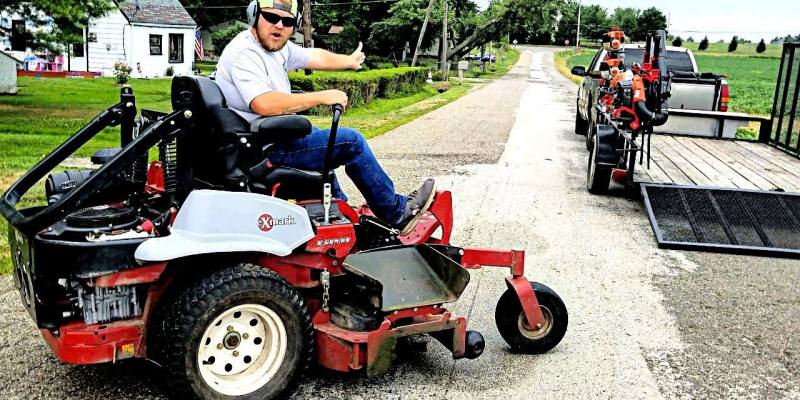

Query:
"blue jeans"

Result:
[[266, 126, 407, 224]]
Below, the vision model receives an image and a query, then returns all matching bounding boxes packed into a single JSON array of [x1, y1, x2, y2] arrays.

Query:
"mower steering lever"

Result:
[[321, 104, 345, 224]]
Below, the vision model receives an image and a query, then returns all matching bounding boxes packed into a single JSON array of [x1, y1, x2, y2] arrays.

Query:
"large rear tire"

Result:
[[587, 130, 612, 194], [151, 264, 313, 400], [495, 282, 568, 354]]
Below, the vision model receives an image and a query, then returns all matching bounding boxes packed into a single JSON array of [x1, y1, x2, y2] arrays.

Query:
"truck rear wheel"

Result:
[[587, 131, 611, 194], [575, 99, 588, 135], [151, 264, 313, 400]]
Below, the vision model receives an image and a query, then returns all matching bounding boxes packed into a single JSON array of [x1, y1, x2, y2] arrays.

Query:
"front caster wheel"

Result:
[[495, 282, 568, 354], [151, 264, 313, 400]]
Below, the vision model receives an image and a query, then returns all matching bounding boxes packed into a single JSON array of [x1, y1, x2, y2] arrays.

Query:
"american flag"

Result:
[[194, 27, 204, 60]]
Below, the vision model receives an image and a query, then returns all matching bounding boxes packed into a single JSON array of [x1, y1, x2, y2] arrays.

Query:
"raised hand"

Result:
[[350, 42, 365, 69]]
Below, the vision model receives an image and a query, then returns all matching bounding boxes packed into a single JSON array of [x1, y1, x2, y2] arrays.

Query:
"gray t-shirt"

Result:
[[215, 30, 311, 122]]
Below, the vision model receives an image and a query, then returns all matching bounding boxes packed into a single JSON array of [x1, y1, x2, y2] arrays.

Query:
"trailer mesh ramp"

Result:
[[641, 184, 800, 258]]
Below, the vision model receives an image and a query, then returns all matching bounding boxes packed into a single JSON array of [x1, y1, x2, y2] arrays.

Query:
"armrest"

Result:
[[250, 115, 312, 142]]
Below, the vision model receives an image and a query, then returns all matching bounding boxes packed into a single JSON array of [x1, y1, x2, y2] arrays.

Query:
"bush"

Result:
[[699, 36, 709, 51], [728, 36, 739, 52], [289, 67, 429, 112], [212, 25, 247, 53], [756, 39, 767, 53], [672, 36, 683, 47], [112, 61, 132, 85]]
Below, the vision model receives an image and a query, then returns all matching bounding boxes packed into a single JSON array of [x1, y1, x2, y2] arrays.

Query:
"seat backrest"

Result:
[[171, 76, 249, 135], [171, 76, 250, 185]]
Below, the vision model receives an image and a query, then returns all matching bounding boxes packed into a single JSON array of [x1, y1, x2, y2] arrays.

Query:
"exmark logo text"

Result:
[[257, 214, 296, 232]]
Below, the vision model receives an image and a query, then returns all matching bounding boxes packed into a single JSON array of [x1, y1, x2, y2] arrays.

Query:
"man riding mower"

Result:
[[217, 0, 435, 236], [0, 3, 568, 399]]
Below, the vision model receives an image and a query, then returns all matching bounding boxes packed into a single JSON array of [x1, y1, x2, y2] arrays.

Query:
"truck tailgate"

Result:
[[669, 82, 719, 111], [655, 109, 750, 138]]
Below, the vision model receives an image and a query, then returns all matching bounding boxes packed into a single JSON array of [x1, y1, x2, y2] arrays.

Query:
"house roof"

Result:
[[117, 0, 196, 27], [0, 50, 23, 65]]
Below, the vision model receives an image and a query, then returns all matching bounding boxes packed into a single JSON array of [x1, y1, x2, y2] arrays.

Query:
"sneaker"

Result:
[[397, 178, 436, 235]]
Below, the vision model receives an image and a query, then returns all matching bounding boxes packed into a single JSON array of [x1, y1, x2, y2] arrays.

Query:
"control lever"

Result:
[[322, 104, 344, 224]]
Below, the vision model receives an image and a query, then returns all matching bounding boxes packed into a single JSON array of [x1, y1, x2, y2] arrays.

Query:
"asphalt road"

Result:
[[0, 47, 798, 399]]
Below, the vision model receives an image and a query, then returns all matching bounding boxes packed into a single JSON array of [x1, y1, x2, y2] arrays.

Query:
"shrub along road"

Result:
[[0, 48, 797, 399]]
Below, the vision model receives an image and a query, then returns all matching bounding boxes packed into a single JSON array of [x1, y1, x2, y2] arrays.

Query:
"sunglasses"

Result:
[[259, 11, 296, 28]]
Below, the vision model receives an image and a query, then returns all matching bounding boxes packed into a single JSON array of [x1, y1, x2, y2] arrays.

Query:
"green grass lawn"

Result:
[[558, 49, 780, 115], [682, 42, 783, 58]]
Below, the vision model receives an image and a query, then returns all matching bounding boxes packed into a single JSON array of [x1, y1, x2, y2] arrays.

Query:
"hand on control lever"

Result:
[[319, 90, 348, 109]]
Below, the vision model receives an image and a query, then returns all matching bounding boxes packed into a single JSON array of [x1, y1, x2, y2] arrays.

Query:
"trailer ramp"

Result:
[[641, 184, 800, 258]]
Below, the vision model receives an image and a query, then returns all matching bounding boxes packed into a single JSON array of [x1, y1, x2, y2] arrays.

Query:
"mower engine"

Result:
[[74, 284, 144, 325]]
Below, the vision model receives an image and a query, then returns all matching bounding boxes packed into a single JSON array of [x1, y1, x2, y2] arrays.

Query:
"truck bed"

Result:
[[634, 136, 800, 192]]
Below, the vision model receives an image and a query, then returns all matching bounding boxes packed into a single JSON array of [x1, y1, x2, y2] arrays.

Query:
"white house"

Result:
[[70, 0, 196, 77], [0, 50, 22, 93]]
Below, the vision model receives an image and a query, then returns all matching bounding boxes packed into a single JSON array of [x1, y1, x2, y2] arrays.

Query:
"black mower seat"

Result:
[[170, 76, 329, 201], [250, 166, 324, 199]]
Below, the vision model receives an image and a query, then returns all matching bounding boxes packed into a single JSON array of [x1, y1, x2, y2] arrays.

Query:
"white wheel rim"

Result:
[[197, 304, 288, 396]]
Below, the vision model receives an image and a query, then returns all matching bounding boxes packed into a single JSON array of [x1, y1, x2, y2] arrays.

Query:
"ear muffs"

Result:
[[247, 0, 259, 27], [246, 0, 304, 29]]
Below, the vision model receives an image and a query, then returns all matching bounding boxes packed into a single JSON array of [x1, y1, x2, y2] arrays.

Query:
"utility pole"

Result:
[[575, 0, 581, 54], [302, 0, 312, 48], [439, 0, 448, 81], [411, 0, 434, 67]]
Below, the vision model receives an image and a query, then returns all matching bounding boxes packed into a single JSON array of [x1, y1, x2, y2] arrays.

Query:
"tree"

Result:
[[411, 0, 435, 66], [312, 0, 394, 49], [368, 0, 441, 60], [633, 7, 666, 41], [672, 36, 683, 47], [686, 36, 694, 43], [609, 7, 638, 39], [211, 25, 247, 54], [728, 35, 738, 52], [756, 38, 767, 53], [1, 0, 114, 53], [555, 0, 579, 46], [580, 5, 609, 43], [698, 36, 709, 50], [179, 0, 245, 28], [447, 0, 560, 59]]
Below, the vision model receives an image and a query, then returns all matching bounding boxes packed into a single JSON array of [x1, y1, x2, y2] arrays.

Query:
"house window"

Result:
[[150, 35, 162, 55], [72, 42, 84, 57], [168, 33, 183, 63]]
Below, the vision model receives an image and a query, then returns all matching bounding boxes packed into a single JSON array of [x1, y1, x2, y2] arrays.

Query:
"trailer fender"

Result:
[[135, 190, 314, 262]]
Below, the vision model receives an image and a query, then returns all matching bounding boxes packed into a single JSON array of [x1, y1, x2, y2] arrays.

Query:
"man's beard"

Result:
[[256, 26, 290, 52]]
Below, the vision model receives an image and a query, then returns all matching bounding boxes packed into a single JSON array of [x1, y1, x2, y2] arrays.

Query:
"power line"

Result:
[[183, 0, 397, 8]]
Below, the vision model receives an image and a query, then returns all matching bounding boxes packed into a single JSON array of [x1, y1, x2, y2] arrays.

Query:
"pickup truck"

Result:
[[571, 44, 745, 147]]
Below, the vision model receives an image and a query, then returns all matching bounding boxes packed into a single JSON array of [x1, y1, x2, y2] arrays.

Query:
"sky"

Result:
[[473, 0, 800, 42]]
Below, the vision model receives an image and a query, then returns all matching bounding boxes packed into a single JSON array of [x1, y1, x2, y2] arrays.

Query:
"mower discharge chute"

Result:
[[1, 77, 568, 399], [587, 29, 672, 194]]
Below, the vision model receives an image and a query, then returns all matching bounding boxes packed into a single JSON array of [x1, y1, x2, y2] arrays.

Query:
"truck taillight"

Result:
[[719, 84, 730, 112]]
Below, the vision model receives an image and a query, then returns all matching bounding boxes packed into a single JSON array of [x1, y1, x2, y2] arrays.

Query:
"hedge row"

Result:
[[288, 67, 429, 111]]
